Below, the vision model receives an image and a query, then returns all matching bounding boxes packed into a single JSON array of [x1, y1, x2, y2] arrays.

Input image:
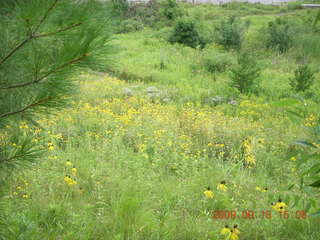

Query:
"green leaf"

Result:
[[309, 179, 320, 188], [291, 195, 300, 208], [287, 184, 295, 190], [310, 199, 318, 209], [305, 202, 312, 212], [299, 177, 304, 190], [294, 141, 318, 148], [302, 163, 320, 176], [309, 210, 320, 217]]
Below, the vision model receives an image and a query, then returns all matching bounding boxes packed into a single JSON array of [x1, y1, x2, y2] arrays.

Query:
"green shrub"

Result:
[[203, 52, 234, 74], [169, 17, 205, 48], [160, 0, 182, 21], [265, 18, 293, 53], [230, 52, 261, 94], [287, 2, 303, 11], [290, 65, 315, 92], [119, 19, 144, 33], [214, 16, 247, 50]]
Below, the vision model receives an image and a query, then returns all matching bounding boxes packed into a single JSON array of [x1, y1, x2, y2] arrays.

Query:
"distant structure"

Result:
[[124, 0, 296, 4]]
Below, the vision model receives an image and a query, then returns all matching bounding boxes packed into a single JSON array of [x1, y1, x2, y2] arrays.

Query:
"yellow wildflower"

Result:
[[203, 187, 214, 199], [233, 225, 240, 235], [217, 181, 228, 191], [220, 225, 231, 235], [78, 187, 85, 194], [271, 199, 288, 213], [71, 166, 77, 176], [65, 160, 72, 167], [256, 186, 268, 192], [47, 142, 54, 151], [22, 194, 29, 199], [290, 156, 296, 161], [69, 179, 77, 186], [230, 230, 239, 240], [64, 175, 72, 183]]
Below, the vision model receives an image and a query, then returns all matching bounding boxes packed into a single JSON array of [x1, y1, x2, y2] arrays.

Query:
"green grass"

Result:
[[2, 2, 320, 240]]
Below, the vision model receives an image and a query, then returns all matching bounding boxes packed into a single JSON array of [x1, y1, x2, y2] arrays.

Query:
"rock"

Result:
[[146, 86, 160, 93], [123, 88, 133, 96], [228, 99, 238, 105], [210, 96, 225, 105]]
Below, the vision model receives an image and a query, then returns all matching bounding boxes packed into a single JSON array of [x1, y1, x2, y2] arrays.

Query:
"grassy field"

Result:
[[2, 2, 320, 240]]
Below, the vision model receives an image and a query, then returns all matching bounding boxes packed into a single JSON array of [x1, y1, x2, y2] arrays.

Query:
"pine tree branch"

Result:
[[1, 153, 29, 163], [0, 0, 58, 66], [33, 22, 83, 39], [32, 0, 58, 33], [0, 54, 87, 90], [0, 38, 30, 66], [0, 22, 83, 67], [0, 97, 51, 119]]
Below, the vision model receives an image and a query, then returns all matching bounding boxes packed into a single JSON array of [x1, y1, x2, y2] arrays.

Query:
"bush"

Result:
[[160, 0, 182, 21], [203, 52, 234, 74], [169, 17, 205, 48], [265, 18, 293, 53], [287, 2, 303, 11], [289, 65, 315, 92], [214, 16, 247, 50], [230, 52, 261, 94], [119, 19, 144, 33]]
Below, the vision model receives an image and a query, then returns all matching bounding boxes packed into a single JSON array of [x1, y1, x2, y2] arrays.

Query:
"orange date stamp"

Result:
[[211, 210, 308, 220]]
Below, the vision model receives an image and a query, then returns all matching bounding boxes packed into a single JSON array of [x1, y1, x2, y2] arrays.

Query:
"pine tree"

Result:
[[0, 0, 112, 179], [1, 1, 113, 237]]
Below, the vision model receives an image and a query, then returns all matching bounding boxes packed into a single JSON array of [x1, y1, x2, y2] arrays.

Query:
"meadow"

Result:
[[2, 1, 320, 240]]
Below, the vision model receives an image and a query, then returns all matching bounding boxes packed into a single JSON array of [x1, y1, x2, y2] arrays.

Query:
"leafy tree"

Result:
[[265, 18, 293, 53], [0, 0, 111, 180], [215, 16, 247, 50], [230, 52, 261, 94]]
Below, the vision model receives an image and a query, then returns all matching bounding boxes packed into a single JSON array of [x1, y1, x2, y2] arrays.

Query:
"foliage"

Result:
[[119, 19, 144, 33], [169, 17, 206, 48], [290, 65, 315, 93], [230, 52, 261, 94], [3, 3, 320, 239], [265, 18, 293, 53], [203, 52, 234, 74], [3, 74, 320, 239], [214, 16, 247, 50], [314, 9, 320, 29], [159, 0, 182, 21], [287, 2, 303, 11], [0, 0, 112, 179], [123, 0, 160, 26], [287, 110, 320, 217], [111, 0, 129, 17]]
